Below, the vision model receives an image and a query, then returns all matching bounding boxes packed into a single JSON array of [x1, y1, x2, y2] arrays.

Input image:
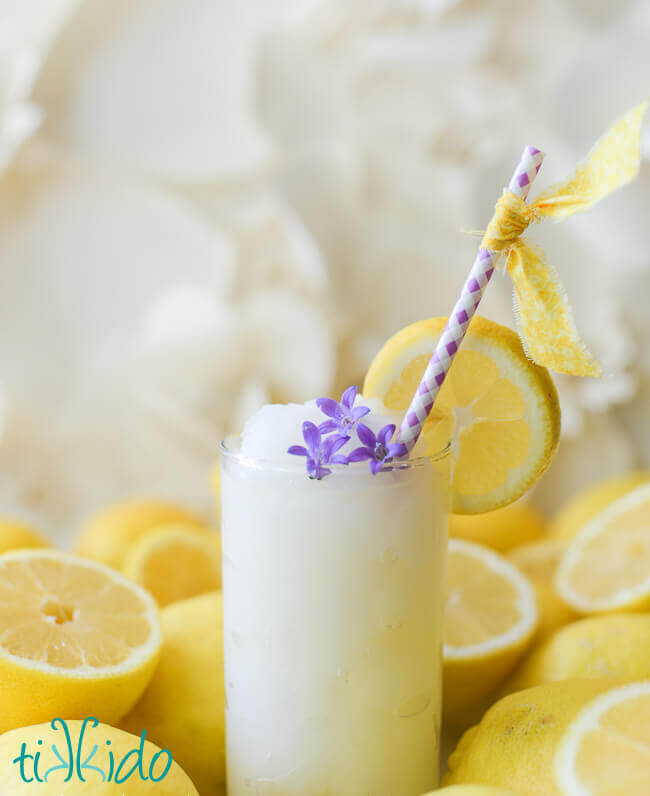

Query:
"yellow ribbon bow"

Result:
[[481, 101, 648, 378]]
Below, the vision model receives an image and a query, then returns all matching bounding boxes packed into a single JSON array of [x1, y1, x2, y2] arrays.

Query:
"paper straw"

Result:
[[396, 145, 545, 454]]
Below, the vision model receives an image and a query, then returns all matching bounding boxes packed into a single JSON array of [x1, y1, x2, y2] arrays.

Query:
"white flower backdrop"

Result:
[[1, 0, 648, 544]]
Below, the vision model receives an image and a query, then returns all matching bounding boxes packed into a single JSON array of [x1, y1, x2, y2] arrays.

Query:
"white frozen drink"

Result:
[[220, 397, 449, 795]]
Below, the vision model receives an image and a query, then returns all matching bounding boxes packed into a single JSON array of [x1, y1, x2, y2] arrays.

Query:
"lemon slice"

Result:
[[443, 539, 538, 726], [123, 524, 222, 607], [555, 483, 650, 614], [364, 316, 560, 513], [555, 681, 650, 795], [0, 549, 161, 733]]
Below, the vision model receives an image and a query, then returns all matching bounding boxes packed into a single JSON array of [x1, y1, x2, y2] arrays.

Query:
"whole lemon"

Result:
[[548, 470, 649, 540], [0, 518, 49, 553], [500, 614, 650, 696], [0, 720, 198, 794], [449, 502, 546, 553], [443, 680, 613, 794], [120, 591, 225, 795], [76, 499, 206, 569]]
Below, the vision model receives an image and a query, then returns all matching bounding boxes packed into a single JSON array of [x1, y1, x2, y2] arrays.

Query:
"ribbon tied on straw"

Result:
[[479, 101, 648, 378]]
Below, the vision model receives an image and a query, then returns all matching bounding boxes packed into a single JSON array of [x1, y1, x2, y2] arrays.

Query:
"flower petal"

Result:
[[302, 421, 321, 453], [351, 405, 371, 422], [386, 442, 408, 459], [316, 396, 341, 419], [321, 436, 337, 461], [340, 385, 357, 410], [330, 454, 348, 466], [356, 422, 376, 449], [369, 459, 384, 475], [311, 464, 331, 480], [347, 447, 373, 462], [318, 419, 340, 434], [323, 433, 349, 459], [287, 445, 308, 457], [378, 423, 396, 447]]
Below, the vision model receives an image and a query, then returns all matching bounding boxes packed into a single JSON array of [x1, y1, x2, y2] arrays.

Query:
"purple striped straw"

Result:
[[396, 145, 545, 454]]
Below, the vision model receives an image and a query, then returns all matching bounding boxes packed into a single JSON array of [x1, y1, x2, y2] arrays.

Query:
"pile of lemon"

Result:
[[0, 315, 648, 795], [0, 503, 223, 795], [364, 317, 650, 796]]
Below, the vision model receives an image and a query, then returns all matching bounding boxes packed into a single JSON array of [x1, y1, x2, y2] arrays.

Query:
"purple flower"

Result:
[[347, 423, 408, 475], [288, 421, 349, 480], [316, 385, 370, 435]]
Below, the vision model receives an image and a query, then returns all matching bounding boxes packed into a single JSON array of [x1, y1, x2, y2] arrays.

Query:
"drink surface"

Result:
[[221, 399, 449, 795]]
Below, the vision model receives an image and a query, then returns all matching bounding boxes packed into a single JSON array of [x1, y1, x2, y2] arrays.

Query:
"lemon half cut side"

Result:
[[555, 681, 650, 795], [556, 483, 650, 614], [443, 539, 538, 725], [0, 549, 161, 733]]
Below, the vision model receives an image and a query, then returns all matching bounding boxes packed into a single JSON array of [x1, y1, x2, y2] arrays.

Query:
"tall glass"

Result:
[[220, 436, 450, 796]]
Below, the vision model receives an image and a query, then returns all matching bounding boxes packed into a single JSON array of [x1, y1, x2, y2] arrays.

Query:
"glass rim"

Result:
[[219, 433, 451, 475]]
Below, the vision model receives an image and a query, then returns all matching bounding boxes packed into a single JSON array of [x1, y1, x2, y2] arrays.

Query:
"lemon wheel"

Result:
[[364, 316, 561, 513]]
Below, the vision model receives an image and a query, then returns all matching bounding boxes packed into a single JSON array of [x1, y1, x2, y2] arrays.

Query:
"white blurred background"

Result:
[[1, 0, 649, 544]]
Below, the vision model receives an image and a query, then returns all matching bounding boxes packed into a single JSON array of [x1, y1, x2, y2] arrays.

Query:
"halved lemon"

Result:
[[443, 680, 614, 793], [555, 483, 650, 614], [548, 471, 650, 541], [444, 539, 538, 726], [123, 524, 222, 607], [555, 681, 650, 795], [0, 549, 161, 733], [364, 316, 560, 513]]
